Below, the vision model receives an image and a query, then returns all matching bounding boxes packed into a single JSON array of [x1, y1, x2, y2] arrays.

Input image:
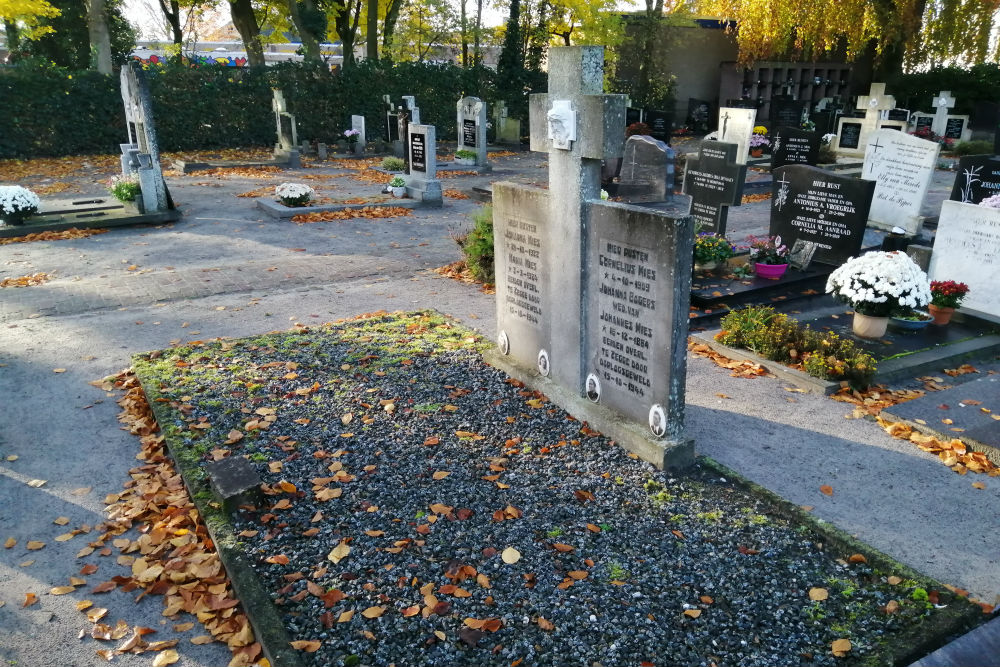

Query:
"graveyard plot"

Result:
[[132, 311, 983, 667]]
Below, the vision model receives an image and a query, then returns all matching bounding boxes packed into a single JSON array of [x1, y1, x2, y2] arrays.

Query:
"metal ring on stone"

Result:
[[498, 330, 510, 355], [537, 349, 550, 377], [585, 373, 601, 403]]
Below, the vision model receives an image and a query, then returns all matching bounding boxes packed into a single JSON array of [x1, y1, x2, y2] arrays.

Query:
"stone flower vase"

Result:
[[928, 304, 955, 325], [853, 312, 889, 339]]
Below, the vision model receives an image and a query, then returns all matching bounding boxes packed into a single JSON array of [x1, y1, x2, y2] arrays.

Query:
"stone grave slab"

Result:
[[681, 140, 746, 234], [770, 164, 876, 265], [584, 198, 693, 443], [862, 129, 940, 235], [718, 107, 757, 164], [929, 201, 1000, 319], [770, 126, 820, 170], [617, 134, 674, 203], [457, 96, 490, 171], [882, 374, 1000, 461], [39, 196, 121, 215], [950, 155, 1000, 204], [0, 203, 180, 239]]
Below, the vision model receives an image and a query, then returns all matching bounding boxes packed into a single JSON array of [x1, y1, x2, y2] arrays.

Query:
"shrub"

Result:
[[108, 174, 140, 202], [381, 156, 406, 171], [717, 306, 876, 389], [455, 148, 477, 160], [951, 140, 994, 156], [462, 206, 494, 283], [388, 176, 406, 188]]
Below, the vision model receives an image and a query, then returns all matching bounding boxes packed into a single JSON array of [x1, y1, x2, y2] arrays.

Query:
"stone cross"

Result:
[[856, 82, 896, 121], [932, 90, 956, 136], [681, 141, 747, 235], [119, 62, 170, 213], [526, 46, 627, 389]]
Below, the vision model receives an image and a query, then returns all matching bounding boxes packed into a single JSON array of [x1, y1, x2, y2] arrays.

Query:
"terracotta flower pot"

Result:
[[755, 262, 787, 280], [928, 304, 955, 325], [750, 148, 764, 158], [853, 312, 889, 339]]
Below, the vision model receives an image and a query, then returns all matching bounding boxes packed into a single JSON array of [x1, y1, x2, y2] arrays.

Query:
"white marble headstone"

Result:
[[862, 129, 940, 235], [717, 107, 757, 164], [929, 200, 1000, 319]]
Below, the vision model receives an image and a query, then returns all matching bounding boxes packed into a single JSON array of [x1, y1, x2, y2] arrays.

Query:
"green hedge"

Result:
[[890, 63, 1000, 117], [0, 60, 500, 159]]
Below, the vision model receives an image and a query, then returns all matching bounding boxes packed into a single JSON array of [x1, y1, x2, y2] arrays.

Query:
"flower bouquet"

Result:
[[275, 182, 314, 207], [745, 235, 788, 265], [343, 128, 360, 144], [0, 185, 40, 226]]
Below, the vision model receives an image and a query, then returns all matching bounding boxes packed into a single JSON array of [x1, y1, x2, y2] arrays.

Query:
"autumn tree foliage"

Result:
[[698, 0, 1000, 74]]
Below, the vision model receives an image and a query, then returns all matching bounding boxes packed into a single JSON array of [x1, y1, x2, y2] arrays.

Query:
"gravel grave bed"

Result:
[[135, 311, 966, 667]]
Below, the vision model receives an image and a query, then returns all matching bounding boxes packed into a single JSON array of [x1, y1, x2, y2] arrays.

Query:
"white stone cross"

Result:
[[856, 83, 896, 123], [932, 90, 956, 136]]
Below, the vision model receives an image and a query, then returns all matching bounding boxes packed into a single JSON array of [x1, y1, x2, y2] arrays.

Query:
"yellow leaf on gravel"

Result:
[[290, 640, 321, 652], [53, 517, 70, 525], [337, 610, 354, 623], [361, 606, 386, 618], [683, 609, 702, 618], [27, 480, 46, 488], [831, 638, 852, 657], [432, 471, 450, 480], [191, 635, 214, 645], [49, 586, 76, 595], [3, 537, 14, 548], [76, 600, 93, 611], [501, 547, 521, 564], [887, 576, 902, 585], [26, 541, 45, 550], [972, 481, 986, 489], [152, 650, 180, 666], [54, 533, 75, 542], [327, 542, 350, 563], [809, 587, 829, 601]]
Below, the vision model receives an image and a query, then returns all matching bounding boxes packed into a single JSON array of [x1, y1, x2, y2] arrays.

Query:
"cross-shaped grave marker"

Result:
[[932, 90, 956, 136], [681, 140, 747, 235]]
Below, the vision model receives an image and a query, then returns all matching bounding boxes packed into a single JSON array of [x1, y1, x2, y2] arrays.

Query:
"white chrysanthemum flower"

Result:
[[826, 251, 930, 315], [0, 185, 41, 215]]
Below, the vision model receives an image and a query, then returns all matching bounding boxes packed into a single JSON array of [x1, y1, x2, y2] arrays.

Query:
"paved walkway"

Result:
[[0, 150, 995, 667]]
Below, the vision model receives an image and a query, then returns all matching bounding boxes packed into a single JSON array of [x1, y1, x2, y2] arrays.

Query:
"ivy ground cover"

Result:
[[133, 311, 979, 667]]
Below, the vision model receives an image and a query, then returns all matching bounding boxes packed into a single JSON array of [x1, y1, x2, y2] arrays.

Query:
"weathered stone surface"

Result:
[[929, 200, 1000, 319], [717, 107, 757, 164], [617, 135, 674, 203], [681, 141, 746, 235], [205, 456, 262, 509], [862, 129, 940, 235]]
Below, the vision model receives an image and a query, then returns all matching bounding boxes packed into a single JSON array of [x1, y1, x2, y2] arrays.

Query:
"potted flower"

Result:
[[389, 176, 407, 198], [693, 232, 735, 271], [344, 128, 362, 155], [274, 182, 314, 207], [826, 251, 932, 339], [749, 126, 768, 157], [108, 174, 141, 208], [927, 280, 970, 325], [0, 185, 40, 226], [889, 307, 933, 332], [454, 149, 478, 166], [745, 235, 789, 279]]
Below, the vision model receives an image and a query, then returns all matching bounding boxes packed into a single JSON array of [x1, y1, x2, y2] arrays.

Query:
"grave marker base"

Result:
[[484, 349, 694, 470], [0, 206, 180, 239]]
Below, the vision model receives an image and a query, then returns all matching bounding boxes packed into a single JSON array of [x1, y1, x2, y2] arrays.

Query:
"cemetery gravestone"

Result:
[[950, 155, 1000, 204], [405, 124, 442, 206], [833, 82, 895, 156], [769, 164, 876, 265], [626, 107, 643, 127], [944, 116, 968, 141], [383, 96, 398, 142], [929, 201, 1000, 319], [119, 62, 170, 213], [617, 135, 674, 203], [862, 129, 940, 235], [718, 107, 757, 164], [770, 126, 820, 170], [687, 99, 711, 134], [913, 114, 934, 134], [350, 115, 366, 156], [271, 89, 301, 168], [932, 91, 956, 137], [495, 46, 694, 469], [886, 108, 910, 122], [495, 101, 522, 144], [645, 110, 672, 144], [771, 97, 808, 128], [681, 141, 746, 235], [456, 96, 490, 170]]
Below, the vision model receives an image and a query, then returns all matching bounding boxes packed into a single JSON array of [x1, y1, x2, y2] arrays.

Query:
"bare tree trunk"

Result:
[[366, 0, 378, 59], [381, 0, 404, 58], [87, 0, 113, 74], [460, 0, 468, 66], [473, 0, 483, 65], [229, 0, 265, 66], [287, 0, 322, 61]]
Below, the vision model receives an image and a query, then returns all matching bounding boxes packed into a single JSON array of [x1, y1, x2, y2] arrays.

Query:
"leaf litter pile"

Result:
[[133, 312, 973, 667]]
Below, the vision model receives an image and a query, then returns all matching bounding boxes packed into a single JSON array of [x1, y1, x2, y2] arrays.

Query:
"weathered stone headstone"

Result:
[[456, 96, 490, 170], [405, 124, 441, 205], [271, 88, 301, 168], [862, 129, 940, 235], [681, 140, 746, 234], [769, 126, 820, 170], [833, 82, 895, 156], [769, 164, 876, 265], [617, 135, 674, 203], [929, 200, 1000, 319], [717, 107, 757, 164], [932, 90, 956, 137], [494, 101, 521, 144], [119, 62, 170, 213], [350, 114, 366, 156], [494, 46, 694, 469], [950, 154, 1000, 204]]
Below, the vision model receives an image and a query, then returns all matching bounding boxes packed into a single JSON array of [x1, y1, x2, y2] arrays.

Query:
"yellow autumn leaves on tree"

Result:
[[0, 0, 61, 39]]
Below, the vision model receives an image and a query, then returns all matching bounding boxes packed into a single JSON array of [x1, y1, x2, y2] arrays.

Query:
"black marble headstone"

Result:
[[626, 107, 643, 127], [949, 154, 1000, 204], [681, 141, 746, 235], [770, 126, 820, 170], [771, 98, 808, 128], [915, 116, 934, 133], [838, 121, 862, 149], [410, 133, 426, 172], [687, 99, 711, 134], [769, 164, 876, 265], [462, 119, 476, 146], [886, 108, 910, 121], [646, 110, 672, 144], [944, 117, 966, 139]]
